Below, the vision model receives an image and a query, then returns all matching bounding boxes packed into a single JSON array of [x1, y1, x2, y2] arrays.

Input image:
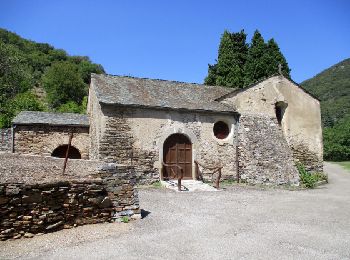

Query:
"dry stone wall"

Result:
[[0, 129, 11, 152], [237, 114, 299, 185], [0, 154, 140, 240], [0, 180, 113, 240], [14, 125, 90, 159]]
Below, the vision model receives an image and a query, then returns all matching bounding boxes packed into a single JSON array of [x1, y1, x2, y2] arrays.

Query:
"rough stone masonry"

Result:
[[0, 128, 11, 152], [0, 154, 140, 241]]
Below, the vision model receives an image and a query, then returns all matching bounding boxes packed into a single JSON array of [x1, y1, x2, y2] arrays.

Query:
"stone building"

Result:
[[8, 73, 323, 186], [12, 111, 90, 159], [87, 73, 323, 185]]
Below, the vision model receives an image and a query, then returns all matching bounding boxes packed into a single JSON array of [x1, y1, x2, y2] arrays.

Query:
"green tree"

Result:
[[78, 60, 105, 84], [205, 64, 218, 86], [243, 30, 270, 86], [205, 29, 290, 88], [266, 39, 291, 78], [58, 101, 82, 113], [0, 42, 33, 109], [0, 91, 45, 128], [42, 61, 86, 108], [323, 117, 350, 161], [205, 30, 248, 88]]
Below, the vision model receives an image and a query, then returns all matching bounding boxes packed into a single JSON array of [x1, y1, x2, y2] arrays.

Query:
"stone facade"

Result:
[[0, 154, 140, 240], [87, 74, 324, 186], [13, 125, 90, 159], [221, 75, 323, 172], [89, 104, 238, 184], [0, 128, 11, 152], [237, 115, 299, 185]]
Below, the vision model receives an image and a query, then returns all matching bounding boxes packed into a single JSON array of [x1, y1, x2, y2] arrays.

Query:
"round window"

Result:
[[213, 121, 230, 139]]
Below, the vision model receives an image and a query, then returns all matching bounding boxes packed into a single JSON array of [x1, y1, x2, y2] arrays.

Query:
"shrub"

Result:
[[296, 163, 318, 188]]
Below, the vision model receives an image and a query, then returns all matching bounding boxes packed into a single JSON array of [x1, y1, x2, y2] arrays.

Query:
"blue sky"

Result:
[[0, 0, 349, 84]]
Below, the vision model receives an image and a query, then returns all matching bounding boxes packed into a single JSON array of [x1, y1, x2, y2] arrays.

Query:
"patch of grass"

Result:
[[151, 181, 163, 188], [336, 161, 350, 171], [220, 179, 237, 186], [136, 181, 163, 189], [121, 216, 129, 223]]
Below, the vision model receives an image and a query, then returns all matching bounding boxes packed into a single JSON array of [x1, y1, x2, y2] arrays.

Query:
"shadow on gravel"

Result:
[[141, 209, 151, 219]]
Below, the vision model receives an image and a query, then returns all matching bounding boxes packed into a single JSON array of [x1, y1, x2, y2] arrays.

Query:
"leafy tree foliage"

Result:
[[323, 117, 350, 161], [0, 28, 105, 127], [57, 97, 88, 114], [205, 29, 290, 88], [0, 42, 33, 105], [42, 61, 86, 108], [301, 58, 350, 128], [0, 91, 45, 128], [58, 101, 82, 114], [301, 58, 350, 161]]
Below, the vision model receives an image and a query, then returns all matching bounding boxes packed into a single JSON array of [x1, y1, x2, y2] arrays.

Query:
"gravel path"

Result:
[[1, 162, 350, 259]]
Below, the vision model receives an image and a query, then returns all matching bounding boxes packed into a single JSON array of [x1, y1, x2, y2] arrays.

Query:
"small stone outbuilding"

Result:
[[12, 111, 90, 159]]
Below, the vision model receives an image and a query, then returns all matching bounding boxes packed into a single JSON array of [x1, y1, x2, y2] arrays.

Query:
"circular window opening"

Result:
[[213, 121, 230, 139]]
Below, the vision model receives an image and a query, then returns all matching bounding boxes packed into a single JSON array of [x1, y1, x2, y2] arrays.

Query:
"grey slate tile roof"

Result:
[[91, 74, 236, 113], [12, 111, 89, 127]]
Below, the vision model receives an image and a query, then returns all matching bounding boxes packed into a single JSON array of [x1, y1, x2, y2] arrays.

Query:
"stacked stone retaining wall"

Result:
[[0, 154, 140, 240], [0, 129, 11, 152]]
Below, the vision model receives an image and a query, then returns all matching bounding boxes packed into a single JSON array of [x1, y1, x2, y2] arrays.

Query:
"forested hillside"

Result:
[[301, 59, 350, 161], [301, 58, 350, 127], [0, 28, 105, 128]]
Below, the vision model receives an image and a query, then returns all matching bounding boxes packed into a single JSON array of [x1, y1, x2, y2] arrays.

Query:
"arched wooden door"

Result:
[[163, 134, 192, 180]]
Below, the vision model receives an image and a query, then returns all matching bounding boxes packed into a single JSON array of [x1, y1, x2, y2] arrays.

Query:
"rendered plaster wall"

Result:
[[95, 105, 238, 184], [222, 76, 323, 172], [0, 128, 11, 152], [88, 83, 106, 160], [13, 125, 90, 159], [237, 114, 300, 185]]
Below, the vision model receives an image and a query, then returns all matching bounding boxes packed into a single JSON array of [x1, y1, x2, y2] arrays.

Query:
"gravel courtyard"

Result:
[[1, 162, 349, 259]]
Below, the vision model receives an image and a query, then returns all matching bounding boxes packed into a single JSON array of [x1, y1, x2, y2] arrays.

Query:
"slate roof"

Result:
[[91, 74, 236, 114], [12, 111, 89, 127]]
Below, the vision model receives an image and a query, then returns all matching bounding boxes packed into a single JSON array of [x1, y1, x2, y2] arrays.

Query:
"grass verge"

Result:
[[335, 161, 350, 171]]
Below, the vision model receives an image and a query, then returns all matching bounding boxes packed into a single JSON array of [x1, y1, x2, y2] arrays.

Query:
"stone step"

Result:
[[160, 180, 219, 192]]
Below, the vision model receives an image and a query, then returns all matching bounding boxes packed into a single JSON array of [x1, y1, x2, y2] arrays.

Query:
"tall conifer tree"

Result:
[[243, 30, 269, 86], [266, 38, 291, 78], [205, 29, 291, 88], [205, 30, 248, 88]]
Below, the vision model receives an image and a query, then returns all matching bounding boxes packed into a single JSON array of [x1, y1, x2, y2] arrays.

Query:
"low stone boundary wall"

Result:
[[0, 129, 11, 152], [0, 180, 113, 240], [0, 154, 140, 240]]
